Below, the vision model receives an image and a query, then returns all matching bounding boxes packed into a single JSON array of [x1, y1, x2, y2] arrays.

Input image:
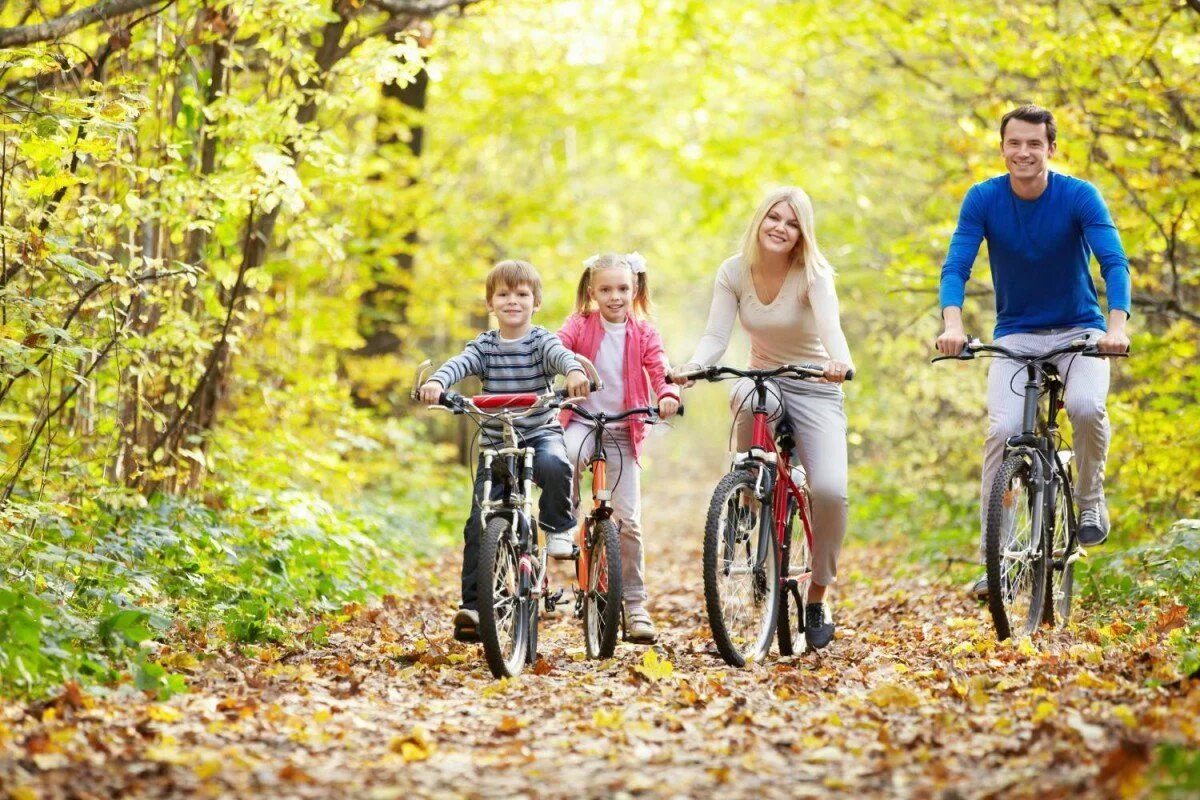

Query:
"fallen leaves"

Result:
[[632, 649, 674, 683], [389, 726, 435, 762]]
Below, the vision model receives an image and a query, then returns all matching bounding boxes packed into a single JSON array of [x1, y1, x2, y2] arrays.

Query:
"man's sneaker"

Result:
[[546, 531, 574, 560], [1078, 505, 1109, 547], [625, 605, 657, 644], [804, 602, 835, 650], [968, 573, 989, 601], [452, 608, 479, 643]]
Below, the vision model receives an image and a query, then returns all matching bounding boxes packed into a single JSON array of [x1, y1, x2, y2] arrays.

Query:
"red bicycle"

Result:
[[679, 363, 852, 666]]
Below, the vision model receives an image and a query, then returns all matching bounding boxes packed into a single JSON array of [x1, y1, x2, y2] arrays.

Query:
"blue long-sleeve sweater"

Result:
[[939, 172, 1131, 337]]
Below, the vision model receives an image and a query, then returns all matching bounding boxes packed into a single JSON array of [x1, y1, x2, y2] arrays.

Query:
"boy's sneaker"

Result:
[[546, 530, 574, 560], [1078, 504, 1109, 547], [625, 604, 657, 644], [968, 573, 988, 601], [804, 602, 835, 650], [452, 608, 479, 643]]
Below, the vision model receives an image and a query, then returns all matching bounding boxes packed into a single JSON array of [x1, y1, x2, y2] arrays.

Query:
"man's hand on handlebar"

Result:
[[1096, 328, 1130, 355], [564, 369, 591, 398], [657, 396, 680, 419], [418, 380, 444, 405], [936, 326, 968, 357]]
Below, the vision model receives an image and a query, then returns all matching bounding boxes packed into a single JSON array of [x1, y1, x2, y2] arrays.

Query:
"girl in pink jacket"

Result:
[[557, 252, 680, 644]]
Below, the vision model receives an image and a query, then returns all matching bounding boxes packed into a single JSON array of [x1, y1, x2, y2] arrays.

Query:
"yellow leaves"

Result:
[[147, 704, 183, 723], [1111, 705, 1138, 728], [193, 759, 222, 780], [592, 709, 625, 730], [481, 677, 515, 698], [389, 726, 435, 762], [1074, 671, 1118, 692], [1015, 637, 1037, 657], [1031, 700, 1057, 725], [495, 716, 526, 736], [867, 683, 922, 710], [10, 788, 39, 800], [145, 735, 189, 765], [633, 650, 674, 682], [1068, 643, 1104, 665]]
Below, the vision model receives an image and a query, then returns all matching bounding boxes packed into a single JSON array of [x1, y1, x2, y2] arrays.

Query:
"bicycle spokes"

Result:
[[492, 541, 519, 646]]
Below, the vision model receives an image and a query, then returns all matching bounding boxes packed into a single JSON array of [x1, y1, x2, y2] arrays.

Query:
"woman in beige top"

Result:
[[673, 186, 853, 650]]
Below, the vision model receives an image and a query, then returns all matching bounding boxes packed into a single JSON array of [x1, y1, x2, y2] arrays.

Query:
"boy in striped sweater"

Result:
[[419, 260, 589, 642]]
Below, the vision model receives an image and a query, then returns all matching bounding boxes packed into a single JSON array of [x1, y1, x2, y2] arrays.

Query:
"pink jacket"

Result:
[[557, 312, 680, 463]]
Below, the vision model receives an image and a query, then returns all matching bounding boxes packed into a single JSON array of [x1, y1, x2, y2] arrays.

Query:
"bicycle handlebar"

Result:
[[931, 336, 1130, 365], [568, 403, 684, 424], [677, 363, 854, 383]]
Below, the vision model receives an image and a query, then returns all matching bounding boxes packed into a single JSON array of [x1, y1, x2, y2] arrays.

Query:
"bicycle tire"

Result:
[[1046, 462, 1076, 628], [704, 470, 779, 666], [777, 496, 810, 656], [985, 455, 1049, 640], [583, 518, 622, 659], [477, 516, 529, 678]]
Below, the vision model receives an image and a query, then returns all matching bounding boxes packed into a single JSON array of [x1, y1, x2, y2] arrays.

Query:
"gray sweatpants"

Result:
[[980, 327, 1111, 555], [730, 378, 848, 587], [563, 420, 647, 605]]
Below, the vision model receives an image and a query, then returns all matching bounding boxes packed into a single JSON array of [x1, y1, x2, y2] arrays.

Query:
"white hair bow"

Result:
[[624, 252, 647, 274]]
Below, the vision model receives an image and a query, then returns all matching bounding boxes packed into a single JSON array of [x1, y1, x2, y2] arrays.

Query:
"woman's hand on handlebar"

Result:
[[564, 369, 591, 398], [669, 364, 698, 387], [418, 380, 444, 405], [657, 396, 680, 419], [822, 360, 853, 383]]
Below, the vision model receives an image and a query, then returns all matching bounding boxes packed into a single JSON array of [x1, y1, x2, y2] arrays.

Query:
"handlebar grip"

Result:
[[439, 390, 462, 409], [674, 404, 685, 418], [844, 369, 855, 382], [589, 380, 603, 392]]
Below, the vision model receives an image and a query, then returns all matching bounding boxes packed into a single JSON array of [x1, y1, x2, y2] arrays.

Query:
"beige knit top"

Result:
[[687, 255, 854, 370]]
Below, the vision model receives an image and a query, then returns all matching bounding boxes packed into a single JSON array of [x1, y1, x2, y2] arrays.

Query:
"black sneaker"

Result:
[[804, 603, 835, 650], [968, 573, 988, 601], [453, 608, 479, 643], [1078, 505, 1109, 547]]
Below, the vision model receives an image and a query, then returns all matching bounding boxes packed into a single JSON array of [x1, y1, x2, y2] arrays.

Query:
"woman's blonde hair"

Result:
[[740, 186, 834, 300], [573, 252, 653, 318]]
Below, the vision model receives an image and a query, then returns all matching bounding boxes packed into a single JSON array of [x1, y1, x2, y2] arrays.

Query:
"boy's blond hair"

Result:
[[486, 260, 542, 305]]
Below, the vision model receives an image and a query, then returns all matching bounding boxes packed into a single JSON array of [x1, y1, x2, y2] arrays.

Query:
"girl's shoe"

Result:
[[625, 605, 657, 644], [453, 608, 479, 643]]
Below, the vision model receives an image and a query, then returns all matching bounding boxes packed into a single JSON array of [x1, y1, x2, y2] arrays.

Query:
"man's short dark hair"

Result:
[[1000, 104, 1056, 145]]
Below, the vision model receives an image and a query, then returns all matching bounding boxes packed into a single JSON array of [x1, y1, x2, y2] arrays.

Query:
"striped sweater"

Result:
[[429, 326, 583, 441]]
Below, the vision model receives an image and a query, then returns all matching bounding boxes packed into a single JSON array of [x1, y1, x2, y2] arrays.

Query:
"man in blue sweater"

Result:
[[935, 105, 1131, 598]]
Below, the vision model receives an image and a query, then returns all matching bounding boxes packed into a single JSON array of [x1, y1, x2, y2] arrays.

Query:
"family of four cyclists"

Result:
[[418, 104, 1133, 652]]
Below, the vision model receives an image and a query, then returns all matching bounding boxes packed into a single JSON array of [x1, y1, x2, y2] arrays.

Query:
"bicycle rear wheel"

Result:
[[477, 516, 530, 678], [777, 495, 810, 656], [985, 455, 1049, 640], [703, 470, 779, 666], [1046, 463, 1076, 628], [583, 518, 622, 658]]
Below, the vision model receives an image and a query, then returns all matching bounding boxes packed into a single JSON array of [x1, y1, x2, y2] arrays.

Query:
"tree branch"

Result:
[[366, 0, 480, 15], [0, 0, 166, 47]]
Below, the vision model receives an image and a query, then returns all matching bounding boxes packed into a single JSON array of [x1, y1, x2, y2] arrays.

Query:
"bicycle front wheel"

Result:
[[703, 470, 779, 666], [477, 516, 530, 678], [985, 455, 1049, 640], [583, 518, 622, 659]]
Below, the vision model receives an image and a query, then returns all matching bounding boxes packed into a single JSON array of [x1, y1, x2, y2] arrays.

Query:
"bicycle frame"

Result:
[[741, 381, 815, 585], [574, 428, 614, 593]]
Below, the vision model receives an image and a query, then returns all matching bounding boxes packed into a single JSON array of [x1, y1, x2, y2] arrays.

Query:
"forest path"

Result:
[[2, 436, 1196, 799]]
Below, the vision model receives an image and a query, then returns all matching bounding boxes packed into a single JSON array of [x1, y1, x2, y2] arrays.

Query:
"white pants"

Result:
[[563, 420, 646, 605], [980, 327, 1111, 554], [730, 377, 849, 587]]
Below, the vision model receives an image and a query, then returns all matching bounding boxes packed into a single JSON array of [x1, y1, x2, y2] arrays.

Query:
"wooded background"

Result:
[[1, 0, 1196, 696]]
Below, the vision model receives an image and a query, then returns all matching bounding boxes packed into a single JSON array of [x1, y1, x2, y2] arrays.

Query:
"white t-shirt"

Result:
[[578, 317, 627, 419]]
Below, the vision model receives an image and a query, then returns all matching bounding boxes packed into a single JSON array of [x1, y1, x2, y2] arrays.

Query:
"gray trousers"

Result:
[[980, 327, 1111, 555], [564, 421, 647, 605], [730, 378, 848, 587]]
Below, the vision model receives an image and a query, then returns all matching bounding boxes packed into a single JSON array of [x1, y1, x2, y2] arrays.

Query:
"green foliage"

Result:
[[0, 458, 460, 696], [1079, 519, 1200, 676]]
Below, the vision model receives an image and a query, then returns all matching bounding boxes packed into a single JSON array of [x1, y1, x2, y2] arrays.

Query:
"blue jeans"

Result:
[[460, 428, 574, 610]]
